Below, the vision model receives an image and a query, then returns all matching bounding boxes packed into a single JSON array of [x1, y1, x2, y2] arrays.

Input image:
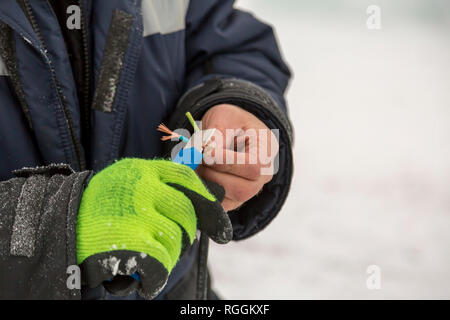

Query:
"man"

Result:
[[0, 0, 293, 299]]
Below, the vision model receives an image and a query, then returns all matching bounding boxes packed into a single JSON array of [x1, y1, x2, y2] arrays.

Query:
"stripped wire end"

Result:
[[157, 123, 188, 142]]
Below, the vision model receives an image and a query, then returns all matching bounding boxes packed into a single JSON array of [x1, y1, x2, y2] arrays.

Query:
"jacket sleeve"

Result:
[[168, 0, 293, 240], [0, 164, 91, 299]]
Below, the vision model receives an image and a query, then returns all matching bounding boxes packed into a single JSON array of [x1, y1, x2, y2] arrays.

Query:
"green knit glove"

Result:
[[76, 158, 232, 299]]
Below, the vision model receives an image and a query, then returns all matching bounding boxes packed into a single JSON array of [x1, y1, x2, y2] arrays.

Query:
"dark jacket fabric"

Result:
[[0, 0, 292, 299], [0, 164, 90, 299]]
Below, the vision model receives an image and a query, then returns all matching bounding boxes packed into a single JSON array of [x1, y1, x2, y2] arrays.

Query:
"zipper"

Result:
[[21, 0, 86, 170], [78, 0, 92, 163]]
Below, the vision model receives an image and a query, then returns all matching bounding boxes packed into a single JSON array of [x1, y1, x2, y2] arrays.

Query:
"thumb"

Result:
[[202, 179, 226, 203], [167, 180, 233, 244]]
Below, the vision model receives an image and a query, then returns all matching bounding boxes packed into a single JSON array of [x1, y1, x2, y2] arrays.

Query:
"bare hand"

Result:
[[196, 104, 279, 211]]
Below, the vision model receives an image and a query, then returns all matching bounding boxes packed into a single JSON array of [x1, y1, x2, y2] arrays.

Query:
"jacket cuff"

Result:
[[5, 164, 92, 299], [168, 78, 294, 240]]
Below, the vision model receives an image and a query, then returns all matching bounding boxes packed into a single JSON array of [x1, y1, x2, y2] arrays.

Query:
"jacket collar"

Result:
[[0, 0, 41, 50]]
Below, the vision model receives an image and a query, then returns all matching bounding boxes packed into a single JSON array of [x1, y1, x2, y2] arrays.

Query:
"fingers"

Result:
[[152, 160, 216, 202], [222, 196, 244, 212], [202, 127, 277, 182], [201, 179, 226, 202], [167, 182, 233, 244], [196, 165, 266, 208], [153, 182, 198, 244], [204, 148, 258, 180], [80, 250, 169, 300], [149, 160, 233, 244], [204, 148, 274, 182]]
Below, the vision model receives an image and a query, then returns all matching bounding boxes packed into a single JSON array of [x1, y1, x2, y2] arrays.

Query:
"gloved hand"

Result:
[[76, 158, 233, 299]]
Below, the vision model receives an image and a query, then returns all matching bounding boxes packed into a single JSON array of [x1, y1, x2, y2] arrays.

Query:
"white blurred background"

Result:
[[209, 0, 450, 299]]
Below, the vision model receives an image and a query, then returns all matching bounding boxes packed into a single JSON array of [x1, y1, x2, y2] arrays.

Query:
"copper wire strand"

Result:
[[157, 123, 183, 141]]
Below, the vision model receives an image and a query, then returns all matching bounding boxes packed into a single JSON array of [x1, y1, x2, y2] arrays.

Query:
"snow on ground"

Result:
[[208, 0, 450, 299]]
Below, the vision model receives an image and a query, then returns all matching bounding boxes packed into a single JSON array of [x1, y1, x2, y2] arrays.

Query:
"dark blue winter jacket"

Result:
[[0, 0, 293, 299]]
